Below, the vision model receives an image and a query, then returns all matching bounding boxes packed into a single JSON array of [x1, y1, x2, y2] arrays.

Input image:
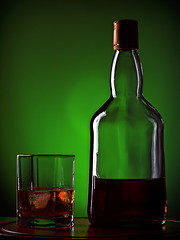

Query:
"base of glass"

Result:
[[17, 215, 74, 228]]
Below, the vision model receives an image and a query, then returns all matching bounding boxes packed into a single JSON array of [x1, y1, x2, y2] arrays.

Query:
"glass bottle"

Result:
[[88, 20, 167, 226]]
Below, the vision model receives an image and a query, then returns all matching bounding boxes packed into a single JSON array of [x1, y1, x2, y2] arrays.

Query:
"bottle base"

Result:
[[89, 216, 166, 228]]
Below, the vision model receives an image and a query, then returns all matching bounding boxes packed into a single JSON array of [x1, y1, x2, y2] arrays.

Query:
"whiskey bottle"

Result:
[[88, 19, 167, 226]]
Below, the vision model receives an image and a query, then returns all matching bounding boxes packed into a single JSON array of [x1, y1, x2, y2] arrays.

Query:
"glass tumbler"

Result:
[[17, 154, 75, 228]]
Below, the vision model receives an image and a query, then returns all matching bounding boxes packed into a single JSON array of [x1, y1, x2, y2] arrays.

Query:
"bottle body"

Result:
[[88, 50, 167, 225]]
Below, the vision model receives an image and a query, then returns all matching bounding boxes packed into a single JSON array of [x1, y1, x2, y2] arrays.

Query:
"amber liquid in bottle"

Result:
[[88, 177, 167, 225]]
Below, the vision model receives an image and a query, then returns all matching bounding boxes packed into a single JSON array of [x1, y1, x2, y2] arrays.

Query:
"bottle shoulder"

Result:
[[90, 97, 113, 124], [140, 96, 164, 124], [91, 96, 164, 126]]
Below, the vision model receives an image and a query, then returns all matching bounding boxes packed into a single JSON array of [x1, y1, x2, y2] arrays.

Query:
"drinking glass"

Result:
[[17, 154, 75, 228]]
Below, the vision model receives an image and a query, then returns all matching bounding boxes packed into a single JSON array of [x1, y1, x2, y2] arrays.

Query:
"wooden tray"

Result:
[[0, 218, 180, 239]]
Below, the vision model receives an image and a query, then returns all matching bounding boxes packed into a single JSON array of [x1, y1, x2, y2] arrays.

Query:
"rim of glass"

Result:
[[17, 154, 75, 158]]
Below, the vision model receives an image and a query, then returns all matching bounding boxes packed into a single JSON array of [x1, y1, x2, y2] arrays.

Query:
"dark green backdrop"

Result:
[[0, 0, 180, 219]]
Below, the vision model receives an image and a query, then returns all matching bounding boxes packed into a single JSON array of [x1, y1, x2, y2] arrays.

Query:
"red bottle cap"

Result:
[[113, 19, 139, 50]]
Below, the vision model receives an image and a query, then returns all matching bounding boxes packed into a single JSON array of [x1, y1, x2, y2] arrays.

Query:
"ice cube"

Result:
[[58, 190, 70, 204], [29, 191, 51, 209]]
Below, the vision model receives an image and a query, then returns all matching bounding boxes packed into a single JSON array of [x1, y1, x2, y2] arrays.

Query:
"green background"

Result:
[[0, 0, 180, 219]]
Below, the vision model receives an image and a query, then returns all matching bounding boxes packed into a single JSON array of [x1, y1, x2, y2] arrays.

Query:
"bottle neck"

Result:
[[110, 50, 143, 98]]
